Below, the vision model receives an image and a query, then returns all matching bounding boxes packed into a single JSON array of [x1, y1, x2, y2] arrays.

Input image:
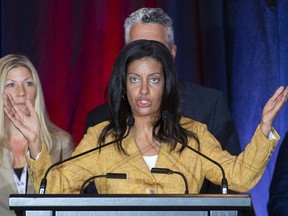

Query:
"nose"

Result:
[[140, 80, 149, 95], [17, 85, 25, 97]]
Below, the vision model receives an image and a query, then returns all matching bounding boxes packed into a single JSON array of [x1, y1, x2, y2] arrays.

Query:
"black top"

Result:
[[14, 167, 24, 180]]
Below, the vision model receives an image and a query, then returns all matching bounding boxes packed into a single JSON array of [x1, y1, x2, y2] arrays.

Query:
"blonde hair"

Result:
[[0, 54, 60, 165]]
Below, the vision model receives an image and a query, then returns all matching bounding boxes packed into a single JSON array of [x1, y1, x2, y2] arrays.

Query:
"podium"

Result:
[[9, 194, 252, 216]]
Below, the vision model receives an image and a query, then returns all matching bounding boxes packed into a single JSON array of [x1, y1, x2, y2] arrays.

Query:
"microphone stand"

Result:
[[79, 173, 127, 194], [177, 143, 228, 194], [161, 110, 228, 194], [151, 168, 189, 194]]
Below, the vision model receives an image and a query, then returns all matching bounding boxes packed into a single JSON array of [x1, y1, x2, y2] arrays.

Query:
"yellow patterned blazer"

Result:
[[27, 117, 279, 194]]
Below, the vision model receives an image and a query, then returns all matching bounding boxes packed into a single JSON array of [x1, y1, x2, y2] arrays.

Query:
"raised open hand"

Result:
[[3, 93, 41, 157], [260, 86, 288, 137]]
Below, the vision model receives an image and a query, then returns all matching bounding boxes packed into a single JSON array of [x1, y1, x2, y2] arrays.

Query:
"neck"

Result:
[[132, 115, 161, 156], [133, 114, 159, 128]]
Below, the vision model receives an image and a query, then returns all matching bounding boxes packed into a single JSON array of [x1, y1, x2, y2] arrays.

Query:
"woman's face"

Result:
[[126, 57, 164, 118], [4, 66, 36, 115]]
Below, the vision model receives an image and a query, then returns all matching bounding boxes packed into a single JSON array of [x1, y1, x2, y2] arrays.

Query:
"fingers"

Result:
[[8, 93, 23, 120], [25, 99, 36, 117], [3, 93, 25, 124], [272, 86, 288, 102], [274, 86, 288, 110], [3, 93, 15, 120], [260, 86, 287, 137], [262, 86, 288, 124], [270, 86, 284, 101], [284, 86, 288, 101], [267, 86, 287, 110]]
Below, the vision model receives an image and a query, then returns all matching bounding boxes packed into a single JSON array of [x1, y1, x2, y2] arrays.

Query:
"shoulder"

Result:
[[84, 121, 110, 141], [48, 126, 75, 161], [85, 103, 110, 131], [50, 127, 75, 147], [88, 121, 110, 133], [179, 82, 224, 99], [178, 82, 231, 124], [179, 82, 225, 110], [77, 121, 111, 152], [180, 116, 208, 133], [87, 103, 109, 118]]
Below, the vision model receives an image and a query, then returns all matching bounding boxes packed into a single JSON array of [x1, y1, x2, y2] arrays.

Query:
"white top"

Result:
[[143, 155, 158, 170], [12, 164, 28, 194]]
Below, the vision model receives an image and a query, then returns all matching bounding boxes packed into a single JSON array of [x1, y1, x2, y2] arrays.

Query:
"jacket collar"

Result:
[[120, 133, 181, 182]]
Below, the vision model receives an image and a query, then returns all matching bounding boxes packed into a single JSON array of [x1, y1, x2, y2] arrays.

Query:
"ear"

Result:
[[171, 44, 177, 59]]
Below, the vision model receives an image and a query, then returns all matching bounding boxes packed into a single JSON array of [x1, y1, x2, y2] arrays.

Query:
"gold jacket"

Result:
[[28, 117, 279, 194]]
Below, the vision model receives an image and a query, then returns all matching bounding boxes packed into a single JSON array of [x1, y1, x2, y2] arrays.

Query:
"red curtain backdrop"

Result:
[[1, 0, 159, 142]]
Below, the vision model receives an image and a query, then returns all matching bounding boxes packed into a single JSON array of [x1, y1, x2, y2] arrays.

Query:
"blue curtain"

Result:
[[169, 1, 287, 214], [166, 1, 288, 215], [231, 0, 288, 215]]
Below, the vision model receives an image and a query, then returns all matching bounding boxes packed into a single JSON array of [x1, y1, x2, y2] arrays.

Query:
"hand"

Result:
[[3, 93, 42, 158], [260, 86, 288, 137]]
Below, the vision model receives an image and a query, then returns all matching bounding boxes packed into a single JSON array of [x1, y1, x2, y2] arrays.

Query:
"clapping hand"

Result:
[[260, 86, 288, 137], [3, 93, 41, 158]]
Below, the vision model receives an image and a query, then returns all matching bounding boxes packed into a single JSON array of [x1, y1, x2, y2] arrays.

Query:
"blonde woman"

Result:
[[0, 54, 75, 216]]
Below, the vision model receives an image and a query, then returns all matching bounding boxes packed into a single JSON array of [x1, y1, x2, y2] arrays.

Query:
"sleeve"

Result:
[[27, 144, 53, 193], [27, 125, 104, 194], [199, 124, 279, 192]]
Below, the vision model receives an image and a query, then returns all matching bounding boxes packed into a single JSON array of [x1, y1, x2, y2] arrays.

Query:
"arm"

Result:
[[203, 86, 287, 191], [27, 126, 103, 193], [202, 125, 279, 192]]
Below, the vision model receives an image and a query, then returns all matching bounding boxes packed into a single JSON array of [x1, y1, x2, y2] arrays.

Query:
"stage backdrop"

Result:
[[0, 1, 287, 216]]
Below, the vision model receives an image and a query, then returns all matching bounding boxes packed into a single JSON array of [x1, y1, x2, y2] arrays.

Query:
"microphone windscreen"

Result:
[[161, 110, 170, 121], [127, 115, 135, 126], [106, 173, 127, 179]]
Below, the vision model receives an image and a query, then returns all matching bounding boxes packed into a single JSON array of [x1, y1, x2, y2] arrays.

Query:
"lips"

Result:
[[137, 97, 151, 108]]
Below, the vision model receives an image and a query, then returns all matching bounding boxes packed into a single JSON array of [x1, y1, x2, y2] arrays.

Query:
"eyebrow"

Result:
[[5, 77, 33, 82], [127, 72, 163, 75]]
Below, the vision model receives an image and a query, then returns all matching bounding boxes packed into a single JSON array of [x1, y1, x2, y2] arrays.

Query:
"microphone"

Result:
[[151, 168, 189, 194], [79, 173, 127, 194], [161, 110, 228, 194], [39, 116, 135, 194]]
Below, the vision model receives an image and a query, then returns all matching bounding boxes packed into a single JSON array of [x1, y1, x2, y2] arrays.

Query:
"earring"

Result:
[[122, 94, 126, 101]]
